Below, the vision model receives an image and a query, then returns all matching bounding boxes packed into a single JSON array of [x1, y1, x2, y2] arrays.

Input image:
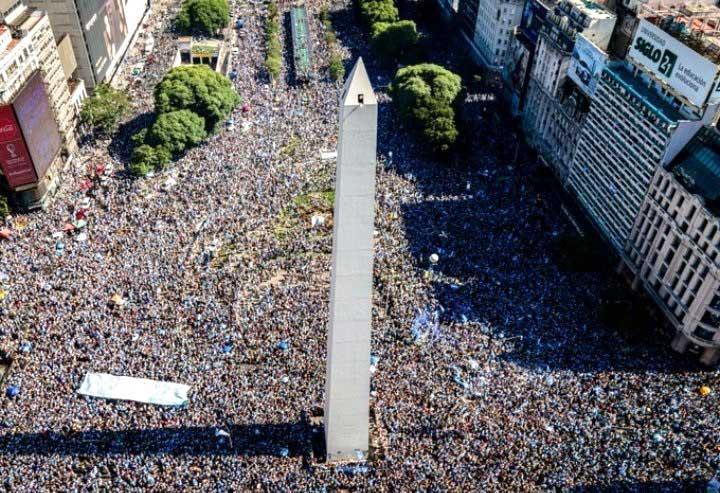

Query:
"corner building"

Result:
[[626, 128, 720, 365], [0, 1, 81, 206]]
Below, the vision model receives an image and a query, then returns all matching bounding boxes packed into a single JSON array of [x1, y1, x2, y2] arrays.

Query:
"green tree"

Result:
[[389, 64, 462, 152], [176, 0, 229, 34], [421, 102, 458, 153], [265, 1, 282, 81], [359, 0, 398, 26], [329, 53, 345, 81], [130, 145, 172, 176], [79, 84, 131, 135], [154, 65, 240, 131], [371, 20, 418, 62], [0, 194, 9, 218], [146, 110, 207, 154]]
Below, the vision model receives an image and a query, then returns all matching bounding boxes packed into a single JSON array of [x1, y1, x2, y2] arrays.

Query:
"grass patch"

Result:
[[274, 190, 335, 246], [280, 134, 301, 158]]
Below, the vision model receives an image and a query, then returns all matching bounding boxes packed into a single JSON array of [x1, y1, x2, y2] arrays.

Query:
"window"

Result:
[[694, 326, 715, 341]]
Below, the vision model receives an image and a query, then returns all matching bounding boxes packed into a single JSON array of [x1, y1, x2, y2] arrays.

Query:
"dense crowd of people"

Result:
[[0, 0, 718, 490]]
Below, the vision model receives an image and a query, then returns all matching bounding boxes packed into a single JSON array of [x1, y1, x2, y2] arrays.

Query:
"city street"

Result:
[[0, 0, 717, 490]]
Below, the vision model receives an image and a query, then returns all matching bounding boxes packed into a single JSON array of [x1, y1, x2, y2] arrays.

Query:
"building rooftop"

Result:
[[604, 62, 684, 124], [639, 2, 720, 63], [671, 126, 720, 211], [564, 0, 615, 19]]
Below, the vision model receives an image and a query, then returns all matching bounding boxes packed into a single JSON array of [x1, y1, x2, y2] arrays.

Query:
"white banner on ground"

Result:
[[78, 372, 190, 406]]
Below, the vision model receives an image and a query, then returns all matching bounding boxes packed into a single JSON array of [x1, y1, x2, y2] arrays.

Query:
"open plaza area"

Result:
[[0, 0, 718, 490]]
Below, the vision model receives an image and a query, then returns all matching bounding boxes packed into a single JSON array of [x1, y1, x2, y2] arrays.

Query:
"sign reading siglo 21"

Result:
[[628, 19, 718, 108]]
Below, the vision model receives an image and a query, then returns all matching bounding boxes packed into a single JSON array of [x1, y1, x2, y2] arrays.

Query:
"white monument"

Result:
[[324, 58, 378, 462]]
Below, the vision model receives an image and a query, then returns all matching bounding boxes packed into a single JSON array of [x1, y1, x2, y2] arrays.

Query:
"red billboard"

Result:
[[0, 104, 37, 188], [13, 71, 62, 180]]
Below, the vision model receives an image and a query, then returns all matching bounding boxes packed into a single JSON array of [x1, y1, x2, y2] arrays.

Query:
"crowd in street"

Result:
[[0, 0, 718, 490]]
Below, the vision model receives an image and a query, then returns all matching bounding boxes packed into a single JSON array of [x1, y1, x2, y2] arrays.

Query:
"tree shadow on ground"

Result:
[[567, 478, 707, 492], [0, 421, 321, 458], [108, 112, 156, 165]]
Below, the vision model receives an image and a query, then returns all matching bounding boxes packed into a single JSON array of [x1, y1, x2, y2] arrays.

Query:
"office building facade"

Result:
[[626, 130, 720, 365], [26, 0, 149, 88], [522, 0, 615, 179], [0, 1, 82, 206], [459, 0, 525, 69]]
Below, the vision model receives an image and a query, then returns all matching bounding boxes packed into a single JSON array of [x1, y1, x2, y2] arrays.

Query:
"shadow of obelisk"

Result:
[[324, 58, 378, 462]]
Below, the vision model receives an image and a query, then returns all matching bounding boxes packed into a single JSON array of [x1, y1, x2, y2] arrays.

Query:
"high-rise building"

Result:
[[0, 1, 82, 207], [522, 0, 616, 180], [568, 14, 720, 254], [502, 0, 553, 115], [626, 127, 720, 365], [569, 60, 715, 253], [0, 1, 81, 139], [25, 0, 149, 89], [459, 0, 525, 69]]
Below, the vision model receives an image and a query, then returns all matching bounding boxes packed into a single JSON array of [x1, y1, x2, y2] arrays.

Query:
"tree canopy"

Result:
[[389, 64, 462, 152], [359, 0, 399, 26], [371, 20, 418, 62], [146, 110, 207, 154], [154, 65, 240, 131], [129, 145, 172, 176], [176, 0, 229, 34], [79, 84, 131, 136]]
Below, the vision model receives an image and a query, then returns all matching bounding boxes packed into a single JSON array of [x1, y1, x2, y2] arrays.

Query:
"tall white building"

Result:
[[0, 1, 80, 140], [0, 1, 83, 207], [460, 0, 525, 69], [626, 129, 720, 365], [26, 0, 149, 88]]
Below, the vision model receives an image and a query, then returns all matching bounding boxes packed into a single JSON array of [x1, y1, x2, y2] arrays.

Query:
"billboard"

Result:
[[708, 79, 720, 106], [568, 34, 608, 97], [12, 71, 61, 180], [628, 19, 719, 108], [520, 0, 550, 45], [0, 105, 36, 188]]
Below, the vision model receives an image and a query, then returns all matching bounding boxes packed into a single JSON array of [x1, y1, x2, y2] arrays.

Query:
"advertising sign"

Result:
[[12, 71, 61, 179], [708, 79, 720, 105], [628, 19, 719, 107], [520, 0, 549, 45], [568, 34, 608, 97], [0, 105, 36, 188]]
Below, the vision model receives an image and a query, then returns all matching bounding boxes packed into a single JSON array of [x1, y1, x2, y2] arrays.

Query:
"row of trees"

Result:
[[358, 0, 418, 64], [265, 2, 282, 81], [320, 7, 344, 81], [176, 0, 229, 35], [389, 64, 462, 153], [131, 65, 240, 176]]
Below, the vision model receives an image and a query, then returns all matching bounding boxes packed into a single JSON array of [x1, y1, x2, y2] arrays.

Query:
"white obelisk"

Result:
[[324, 58, 378, 462]]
